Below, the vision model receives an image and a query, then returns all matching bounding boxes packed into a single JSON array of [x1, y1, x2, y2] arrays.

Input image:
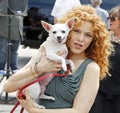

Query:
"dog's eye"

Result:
[[61, 30, 65, 33], [53, 31, 56, 34]]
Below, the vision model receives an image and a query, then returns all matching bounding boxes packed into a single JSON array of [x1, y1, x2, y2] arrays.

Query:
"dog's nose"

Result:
[[57, 36, 61, 40], [57, 36, 62, 43]]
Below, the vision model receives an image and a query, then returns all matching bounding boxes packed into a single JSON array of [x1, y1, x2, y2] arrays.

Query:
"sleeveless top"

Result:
[[39, 59, 93, 108]]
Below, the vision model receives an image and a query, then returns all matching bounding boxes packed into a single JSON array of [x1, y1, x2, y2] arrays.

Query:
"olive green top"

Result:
[[39, 59, 93, 108]]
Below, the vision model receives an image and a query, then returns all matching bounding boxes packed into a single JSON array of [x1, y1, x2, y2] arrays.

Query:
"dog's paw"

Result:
[[39, 94, 55, 101], [62, 64, 67, 72], [70, 62, 75, 72], [48, 96, 55, 101], [34, 102, 45, 109], [66, 60, 75, 72], [70, 65, 75, 73]]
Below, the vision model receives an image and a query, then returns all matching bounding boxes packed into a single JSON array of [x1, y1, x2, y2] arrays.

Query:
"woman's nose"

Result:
[[78, 33, 84, 41]]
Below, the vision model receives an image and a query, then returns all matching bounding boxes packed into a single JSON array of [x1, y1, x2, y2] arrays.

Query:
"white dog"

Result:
[[24, 18, 75, 108]]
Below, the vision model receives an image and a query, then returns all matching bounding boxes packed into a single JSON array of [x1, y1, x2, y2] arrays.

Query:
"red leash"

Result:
[[10, 69, 69, 113]]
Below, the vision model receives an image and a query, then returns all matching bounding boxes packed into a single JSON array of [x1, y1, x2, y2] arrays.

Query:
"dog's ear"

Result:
[[65, 18, 75, 30], [41, 21, 52, 32]]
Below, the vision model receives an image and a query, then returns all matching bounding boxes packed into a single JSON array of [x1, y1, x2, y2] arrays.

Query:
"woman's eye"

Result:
[[85, 33, 92, 38], [73, 29, 80, 33]]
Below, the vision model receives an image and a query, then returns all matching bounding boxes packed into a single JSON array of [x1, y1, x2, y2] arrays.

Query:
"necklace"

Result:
[[111, 35, 120, 44]]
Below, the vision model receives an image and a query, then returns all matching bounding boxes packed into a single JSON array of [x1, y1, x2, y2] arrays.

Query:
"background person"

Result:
[[89, 5, 120, 113], [51, 0, 81, 23], [90, 0, 110, 29], [0, 15, 23, 75], [4, 5, 113, 113], [24, 7, 48, 41]]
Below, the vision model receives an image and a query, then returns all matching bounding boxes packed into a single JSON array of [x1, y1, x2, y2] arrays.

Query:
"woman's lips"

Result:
[[74, 43, 83, 49]]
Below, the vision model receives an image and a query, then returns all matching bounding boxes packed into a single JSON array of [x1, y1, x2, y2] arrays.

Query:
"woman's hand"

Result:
[[17, 91, 36, 113], [37, 46, 65, 73]]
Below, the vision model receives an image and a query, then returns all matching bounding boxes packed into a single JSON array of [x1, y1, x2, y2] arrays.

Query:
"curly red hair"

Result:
[[58, 5, 114, 80]]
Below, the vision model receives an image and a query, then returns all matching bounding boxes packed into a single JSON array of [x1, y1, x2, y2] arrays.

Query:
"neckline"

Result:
[[72, 58, 91, 75]]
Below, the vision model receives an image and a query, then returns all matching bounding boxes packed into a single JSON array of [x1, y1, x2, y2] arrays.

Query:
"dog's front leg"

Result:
[[47, 53, 67, 71], [66, 60, 75, 72]]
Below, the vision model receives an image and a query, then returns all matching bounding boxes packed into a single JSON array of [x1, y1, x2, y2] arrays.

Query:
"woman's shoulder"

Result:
[[85, 60, 100, 78], [88, 60, 100, 71], [80, 60, 100, 85]]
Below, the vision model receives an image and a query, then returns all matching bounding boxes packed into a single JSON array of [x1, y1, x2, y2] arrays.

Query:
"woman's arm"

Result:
[[17, 61, 100, 113], [3, 47, 62, 92], [72, 62, 100, 113]]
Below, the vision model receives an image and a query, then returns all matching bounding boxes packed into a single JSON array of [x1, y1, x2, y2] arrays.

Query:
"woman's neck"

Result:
[[67, 52, 87, 73], [113, 29, 120, 38], [68, 52, 87, 61], [68, 52, 88, 73], [110, 29, 120, 44]]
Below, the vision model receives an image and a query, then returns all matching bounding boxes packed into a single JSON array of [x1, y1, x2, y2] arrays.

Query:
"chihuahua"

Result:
[[25, 18, 75, 108]]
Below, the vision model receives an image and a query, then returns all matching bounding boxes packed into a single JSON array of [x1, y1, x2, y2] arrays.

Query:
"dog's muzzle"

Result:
[[57, 36, 64, 43]]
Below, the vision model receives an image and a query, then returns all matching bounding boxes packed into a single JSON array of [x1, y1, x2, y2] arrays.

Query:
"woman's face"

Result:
[[109, 15, 120, 31], [68, 22, 93, 55]]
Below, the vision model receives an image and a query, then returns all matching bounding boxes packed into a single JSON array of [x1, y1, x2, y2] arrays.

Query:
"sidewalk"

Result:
[[0, 86, 28, 113], [0, 77, 28, 113], [0, 77, 27, 113], [0, 104, 28, 113]]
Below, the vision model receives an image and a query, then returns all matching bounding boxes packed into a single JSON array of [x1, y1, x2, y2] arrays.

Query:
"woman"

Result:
[[4, 5, 113, 113], [89, 5, 120, 113]]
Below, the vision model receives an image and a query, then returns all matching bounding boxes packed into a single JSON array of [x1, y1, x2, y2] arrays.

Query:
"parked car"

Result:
[[21, 0, 120, 48]]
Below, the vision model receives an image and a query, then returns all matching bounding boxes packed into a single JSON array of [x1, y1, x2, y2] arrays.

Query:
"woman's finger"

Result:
[[24, 90, 31, 100]]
